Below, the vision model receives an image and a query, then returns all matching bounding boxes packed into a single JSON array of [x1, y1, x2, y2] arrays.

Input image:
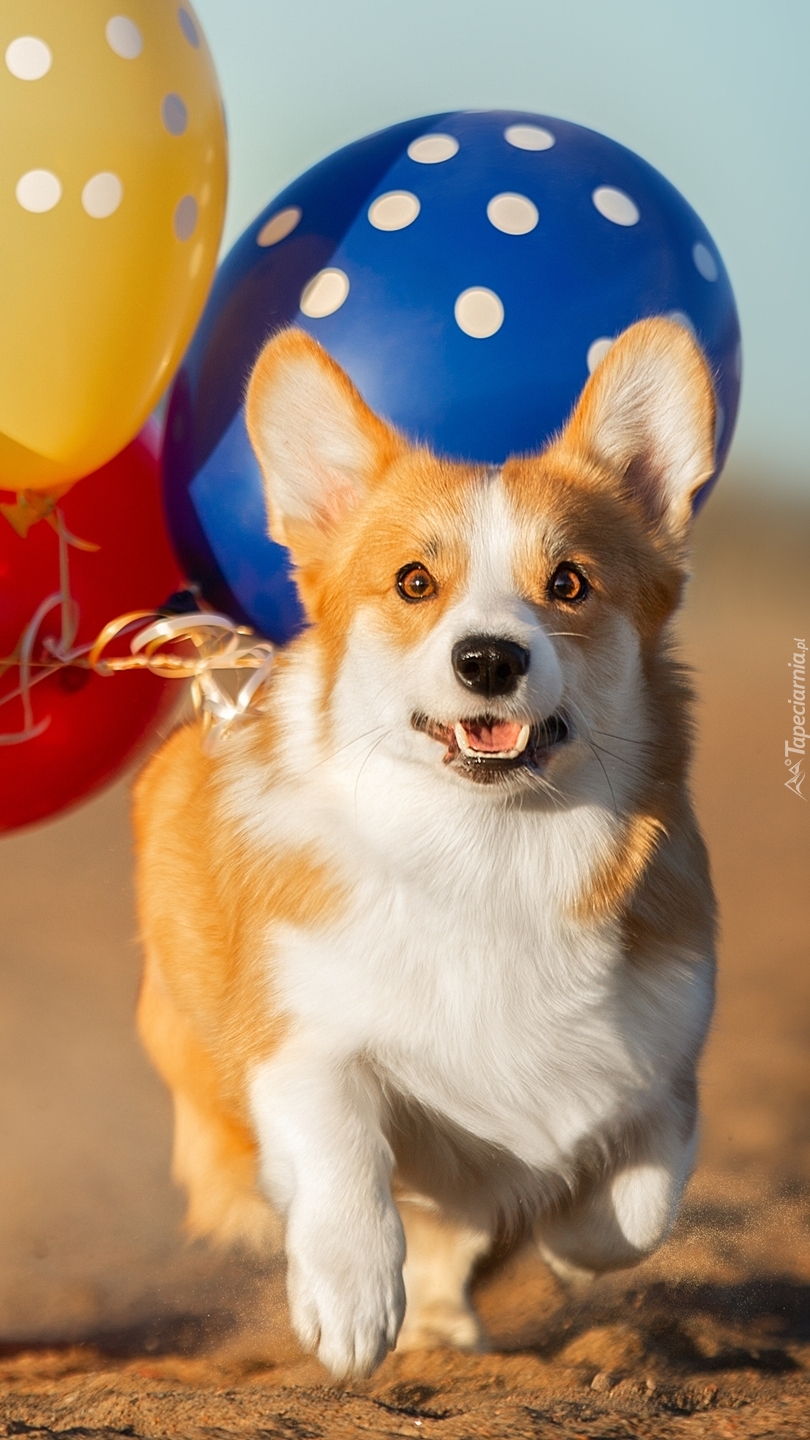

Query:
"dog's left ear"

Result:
[[245, 327, 402, 559], [560, 317, 717, 537]]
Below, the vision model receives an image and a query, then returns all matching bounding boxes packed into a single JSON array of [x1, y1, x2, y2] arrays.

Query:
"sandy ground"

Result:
[[0, 483, 808, 1439]]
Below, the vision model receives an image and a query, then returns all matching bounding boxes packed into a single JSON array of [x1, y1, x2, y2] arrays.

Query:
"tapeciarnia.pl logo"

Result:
[[785, 637, 807, 799]]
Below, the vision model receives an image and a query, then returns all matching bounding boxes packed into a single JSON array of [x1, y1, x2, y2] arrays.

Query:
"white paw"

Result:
[[610, 1162, 675, 1252], [286, 1203, 406, 1378]]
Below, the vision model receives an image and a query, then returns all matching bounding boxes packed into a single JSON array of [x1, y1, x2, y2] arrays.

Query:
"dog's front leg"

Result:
[[249, 1038, 406, 1378]]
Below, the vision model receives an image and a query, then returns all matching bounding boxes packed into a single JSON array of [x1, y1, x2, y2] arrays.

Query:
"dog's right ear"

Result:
[[245, 328, 402, 559], [556, 317, 717, 542]]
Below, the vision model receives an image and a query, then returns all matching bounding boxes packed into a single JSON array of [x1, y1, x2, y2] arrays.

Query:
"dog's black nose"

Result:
[[452, 636, 530, 698]]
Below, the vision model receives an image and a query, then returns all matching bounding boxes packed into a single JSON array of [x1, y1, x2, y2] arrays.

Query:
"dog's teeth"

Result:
[[454, 722, 471, 756], [453, 721, 532, 760]]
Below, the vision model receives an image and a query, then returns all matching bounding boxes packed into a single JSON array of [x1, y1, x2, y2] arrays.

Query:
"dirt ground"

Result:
[[0, 482, 808, 1439]]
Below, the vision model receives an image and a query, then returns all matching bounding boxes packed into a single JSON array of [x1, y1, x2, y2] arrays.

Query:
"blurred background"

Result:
[[0, 1, 808, 1427], [197, 0, 810, 496]]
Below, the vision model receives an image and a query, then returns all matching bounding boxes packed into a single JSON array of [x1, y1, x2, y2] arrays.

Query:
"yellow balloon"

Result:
[[0, 1, 227, 490]]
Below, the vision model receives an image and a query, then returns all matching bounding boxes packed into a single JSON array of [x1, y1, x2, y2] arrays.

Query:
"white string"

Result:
[[0, 593, 62, 745], [1, 507, 276, 749], [1, 507, 93, 744]]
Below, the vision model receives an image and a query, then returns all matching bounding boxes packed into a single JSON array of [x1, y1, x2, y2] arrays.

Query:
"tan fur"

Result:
[[134, 721, 346, 1248], [135, 318, 718, 1371], [395, 1197, 490, 1352]]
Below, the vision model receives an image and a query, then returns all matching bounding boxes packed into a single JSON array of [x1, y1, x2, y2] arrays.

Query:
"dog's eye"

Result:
[[396, 563, 437, 602], [548, 563, 589, 603]]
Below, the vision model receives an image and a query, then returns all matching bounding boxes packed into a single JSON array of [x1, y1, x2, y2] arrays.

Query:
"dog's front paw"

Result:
[[286, 1203, 406, 1378]]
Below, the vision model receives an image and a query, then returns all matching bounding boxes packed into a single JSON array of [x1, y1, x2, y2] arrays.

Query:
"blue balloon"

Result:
[[163, 110, 741, 643]]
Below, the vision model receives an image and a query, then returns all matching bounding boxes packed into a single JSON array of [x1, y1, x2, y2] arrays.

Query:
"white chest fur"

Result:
[[227, 734, 706, 1179]]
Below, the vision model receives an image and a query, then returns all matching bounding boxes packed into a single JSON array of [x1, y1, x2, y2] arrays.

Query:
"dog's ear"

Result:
[[559, 318, 717, 537], [245, 328, 402, 556]]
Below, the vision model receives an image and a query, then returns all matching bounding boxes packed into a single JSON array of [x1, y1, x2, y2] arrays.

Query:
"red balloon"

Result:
[[0, 428, 184, 831]]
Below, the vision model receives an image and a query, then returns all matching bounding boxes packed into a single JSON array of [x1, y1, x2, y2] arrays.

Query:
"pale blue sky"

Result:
[[193, 0, 809, 492]]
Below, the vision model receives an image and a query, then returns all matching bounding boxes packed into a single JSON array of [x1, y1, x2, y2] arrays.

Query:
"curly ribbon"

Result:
[[89, 610, 275, 748], [0, 501, 274, 749], [0, 503, 86, 744]]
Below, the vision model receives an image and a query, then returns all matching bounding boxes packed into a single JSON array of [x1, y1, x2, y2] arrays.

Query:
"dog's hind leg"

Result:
[[138, 951, 280, 1252], [169, 1089, 281, 1251], [395, 1195, 490, 1352]]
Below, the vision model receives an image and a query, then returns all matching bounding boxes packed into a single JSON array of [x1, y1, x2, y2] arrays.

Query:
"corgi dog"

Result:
[[134, 317, 717, 1380]]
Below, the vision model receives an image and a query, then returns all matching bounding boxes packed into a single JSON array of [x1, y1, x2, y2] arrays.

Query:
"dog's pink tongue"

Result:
[[462, 720, 522, 753]]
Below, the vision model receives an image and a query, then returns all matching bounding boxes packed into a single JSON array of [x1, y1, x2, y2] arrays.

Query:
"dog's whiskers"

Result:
[[586, 741, 620, 818], [587, 739, 650, 779], [564, 700, 629, 816], [591, 727, 656, 750], [353, 728, 393, 820], [565, 702, 650, 774], [312, 724, 388, 770]]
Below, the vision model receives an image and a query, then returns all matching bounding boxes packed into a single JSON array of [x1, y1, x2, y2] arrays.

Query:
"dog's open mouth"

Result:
[[412, 711, 571, 780], [454, 718, 530, 760]]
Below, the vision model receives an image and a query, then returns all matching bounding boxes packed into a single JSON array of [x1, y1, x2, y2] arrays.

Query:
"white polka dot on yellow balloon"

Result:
[[0, 0, 227, 490]]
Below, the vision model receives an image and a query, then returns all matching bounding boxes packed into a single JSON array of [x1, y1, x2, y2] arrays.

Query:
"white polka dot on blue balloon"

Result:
[[407, 134, 458, 164], [592, 187, 639, 226], [587, 337, 613, 373], [257, 207, 302, 247], [487, 193, 538, 235], [300, 269, 350, 318], [693, 242, 718, 281], [504, 124, 555, 151], [667, 310, 697, 338], [455, 288, 504, 338], [368, 192, 420, 230]]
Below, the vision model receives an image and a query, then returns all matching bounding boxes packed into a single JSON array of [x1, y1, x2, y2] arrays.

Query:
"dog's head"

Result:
[[245, 319, 715, 802]]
